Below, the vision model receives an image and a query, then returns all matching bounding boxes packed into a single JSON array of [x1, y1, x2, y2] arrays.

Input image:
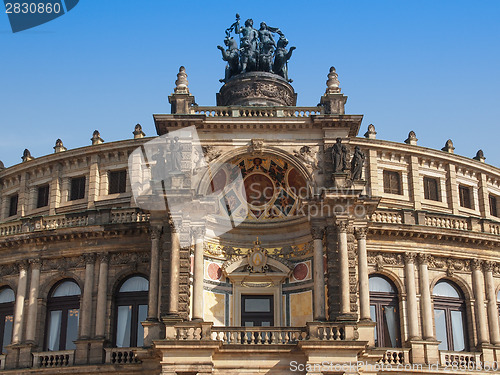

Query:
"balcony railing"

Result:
[[0, 208, 150, 237], [105, 348, 141, 364], [378, 348, 410, 365], [192, 106, 323, 118], [166, 322, 357, 345], [32, 350, 75, 368], [439, 351, 481, 368]]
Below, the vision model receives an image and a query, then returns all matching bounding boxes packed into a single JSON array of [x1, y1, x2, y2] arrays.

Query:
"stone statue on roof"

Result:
[[218, 14, 296, 82]]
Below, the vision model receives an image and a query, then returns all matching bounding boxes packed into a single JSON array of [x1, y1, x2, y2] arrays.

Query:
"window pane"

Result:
[[244, 321, 254, 327], [451, 310, 465, 351], [52, 281, 81, 297], [37, 185, 50, 208], [70, 177, 86, 201], [433, 281, 460, 298], [370, 305, 378, 346], [9, 195, 18, 217], [119, 277, 149, 293], [1, 315, 13, 354], [261, 321, 271, 327], [65, 309, 79, 350], [48, 310, 62, 351], [116, 306, 132, 348], [383, 305, 399, 347], [136, 305, 147, 347], [459, 185, 472, 209], [0, 289, 15, 303], [490, 195, 498, 217], [244, 298, 271, 312], [434, 309, 448, 350], [369, 276, 395, 293], [109, 170, 127, 194]]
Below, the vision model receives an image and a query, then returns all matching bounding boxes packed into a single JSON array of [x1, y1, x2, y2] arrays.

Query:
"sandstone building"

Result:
[[1, 27, 500, 375]]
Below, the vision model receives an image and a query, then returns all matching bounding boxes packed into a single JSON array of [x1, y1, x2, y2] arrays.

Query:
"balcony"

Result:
[[32, 350, 75, 368]]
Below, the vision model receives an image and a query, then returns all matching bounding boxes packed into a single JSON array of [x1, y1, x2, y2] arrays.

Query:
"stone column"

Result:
[[472, 259, 489, 345], [25, 259, 41, 343], [12, 261, 28, 344], [338, 221, 350, 315], [168, 219, 181, 315], [311, 225, 326, 321], [80, 253, 95, 339], [95, 253, 109, 338], [418, 254, 434, 340], [356, 227, 370, 321], [148, 226, 162, 321], [192, 226, 206, 321], [484, 262, 500, 345], [404, 252, 420, 340]]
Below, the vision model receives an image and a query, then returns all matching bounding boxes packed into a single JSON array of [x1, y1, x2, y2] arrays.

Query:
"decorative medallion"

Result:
[[247, 238, 268, 273]]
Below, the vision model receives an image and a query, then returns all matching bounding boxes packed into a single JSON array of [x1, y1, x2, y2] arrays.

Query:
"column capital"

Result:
[[404, 252, 416, 264], [471, 258, 483, 271], [311, 226, 325, 240], [417, 253, 431, 265], [354, 227, 368, 240], [192, 226, 206, 240], [16, 260, 29, 272], [337, 220, 349, 233], [483, 260, 494, 273], [167, 215, 181, 233], [83, 253, 96, 265], [29, 258, 42, 269], [98, 252, 110, 264], [150, 225, 162, 240]]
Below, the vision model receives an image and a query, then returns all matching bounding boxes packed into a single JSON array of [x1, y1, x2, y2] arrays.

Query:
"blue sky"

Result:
[[1, 1, 499, 168]]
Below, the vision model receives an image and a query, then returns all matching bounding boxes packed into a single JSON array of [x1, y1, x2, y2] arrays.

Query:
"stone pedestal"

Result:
[[88, 339, 106, 364], [74, 339, 91, 365], [143, 320, 165, 347], [357, 320, 376, 347], [217, 72, 297, 107], [407, 340, 427, 364], [422, 340, 440, 365]]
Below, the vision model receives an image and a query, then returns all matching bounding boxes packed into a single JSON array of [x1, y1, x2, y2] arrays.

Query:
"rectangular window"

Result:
[[8, 194, 18, 217], [383, 170, 402, 195], [36, 184, 50, 208], [423, 177, 440, 201], [459, 185, 473, 209], [490, 195, 499, 217], [108, 170, 127, 194], [70, 177, 86, 201]]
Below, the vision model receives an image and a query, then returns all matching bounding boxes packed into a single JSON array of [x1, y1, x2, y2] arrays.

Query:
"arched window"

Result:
[[433, 280, 468, 351], [0, 288, 15, 354], [46, 280, 81, 351], [369, 275, 401, 348], [114, 276, 148, 348]]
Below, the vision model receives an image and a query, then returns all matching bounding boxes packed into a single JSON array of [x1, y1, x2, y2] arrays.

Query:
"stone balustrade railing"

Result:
[[0, 208, 150, 237], [166, 322, 355, 345], [33, 350, 75, 368], [378, 348, 410, 365], [0, 354, 5, 370], [439, 351, 480, 368], [105, 348, 141, 364], [212, 327, 307, 344], [424, 214, 468, 231], [371, 209, 500, 238], [192, 106, 323, 118]]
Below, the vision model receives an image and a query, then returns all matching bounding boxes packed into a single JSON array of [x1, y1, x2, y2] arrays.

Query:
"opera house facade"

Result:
[[1, 21, 500, 375]]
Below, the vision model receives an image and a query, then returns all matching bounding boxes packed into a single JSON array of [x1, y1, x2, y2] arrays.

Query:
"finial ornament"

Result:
[[91, 130, 104, 145], [54, 139, 67, 153], [174, 66, 189, 94], [22, 149, 34, 162], [326, 66, 341, 94], [441, 139, 455, 153], [404, 131, 418, 146], [364, 124, 377, 139], [473, 149, 485, 162]]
